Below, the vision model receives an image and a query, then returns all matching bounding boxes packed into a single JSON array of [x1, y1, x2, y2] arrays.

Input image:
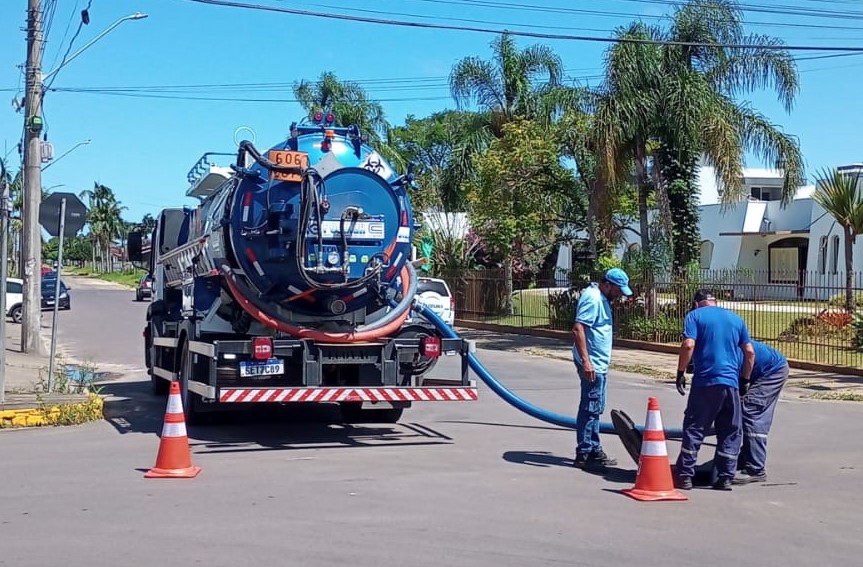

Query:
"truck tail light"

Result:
[[420, 336, 441, 358], [253, 337, 273, 360]]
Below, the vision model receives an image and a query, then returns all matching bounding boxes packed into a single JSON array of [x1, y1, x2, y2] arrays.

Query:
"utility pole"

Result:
[[21, 0, 46, 356], [1, 165, 10, 402]]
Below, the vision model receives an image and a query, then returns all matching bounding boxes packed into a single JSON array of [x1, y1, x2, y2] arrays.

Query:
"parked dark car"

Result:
[[41, 276, 71, 310], [136, 273, 154, 301]]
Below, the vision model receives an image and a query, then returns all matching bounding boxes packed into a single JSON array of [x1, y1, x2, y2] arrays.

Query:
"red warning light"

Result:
[[325, 113, 335, 124], [313, 111, 323, 122]]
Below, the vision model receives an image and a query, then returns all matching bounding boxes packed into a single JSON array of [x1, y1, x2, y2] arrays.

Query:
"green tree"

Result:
[[813, 167, 863, 312], [465, 120, 580, 314], [390, 110, 492, 213]]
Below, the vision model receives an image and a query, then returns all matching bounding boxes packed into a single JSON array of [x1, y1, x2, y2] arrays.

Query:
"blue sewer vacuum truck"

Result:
[[127, 112, 477, 425]]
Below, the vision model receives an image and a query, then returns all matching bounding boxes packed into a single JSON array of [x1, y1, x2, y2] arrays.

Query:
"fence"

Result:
[[437, 268, 863, 370]]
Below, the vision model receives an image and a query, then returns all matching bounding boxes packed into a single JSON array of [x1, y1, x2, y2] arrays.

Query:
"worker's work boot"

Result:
[[572, 453, 590, 468], [732, 470, 767, 485], [712, 477, 733, 491], [675, 475, 693, 490], [587, 450, 617, 468]]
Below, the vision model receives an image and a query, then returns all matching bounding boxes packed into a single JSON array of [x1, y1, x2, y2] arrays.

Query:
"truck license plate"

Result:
[[240, 358, 284, 378]]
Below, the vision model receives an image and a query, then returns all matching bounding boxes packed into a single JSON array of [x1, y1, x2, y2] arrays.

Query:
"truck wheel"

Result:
[[340, 402, 404, 424], [178, 342, 208, 425]]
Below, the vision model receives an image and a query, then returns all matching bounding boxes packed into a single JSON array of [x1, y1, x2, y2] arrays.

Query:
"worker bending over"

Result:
[[675, 290, 755, 491], [734, 339, 788, 485]]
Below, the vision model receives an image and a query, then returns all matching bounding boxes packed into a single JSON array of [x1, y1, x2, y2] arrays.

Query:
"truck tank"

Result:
[[161, 113, 419, 340]]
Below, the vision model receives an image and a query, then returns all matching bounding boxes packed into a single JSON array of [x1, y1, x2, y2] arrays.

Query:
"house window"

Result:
[[750, 186, 780, 201], [818, 236, 828, 275], [831, 235, 840, 274], [699, 240, 714, 270]]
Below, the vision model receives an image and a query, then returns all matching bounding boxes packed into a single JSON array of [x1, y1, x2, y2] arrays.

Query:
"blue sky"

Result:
[[2, 0, 863, 224]]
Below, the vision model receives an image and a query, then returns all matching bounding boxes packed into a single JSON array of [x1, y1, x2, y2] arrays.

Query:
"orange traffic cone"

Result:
[[145, 381, 201, 479], [622, 397, 687, 502]]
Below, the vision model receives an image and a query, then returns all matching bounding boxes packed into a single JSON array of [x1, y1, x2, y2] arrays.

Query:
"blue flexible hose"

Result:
[[411, 301, 688, 440]]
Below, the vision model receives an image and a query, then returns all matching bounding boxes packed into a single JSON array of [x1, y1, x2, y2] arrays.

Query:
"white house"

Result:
[[557, 162, 863, 300]]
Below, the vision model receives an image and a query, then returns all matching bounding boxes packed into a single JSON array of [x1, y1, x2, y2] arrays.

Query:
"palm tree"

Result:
[[593, 1, 804, 272], [813, 168, 863, 312], [292, 72, 404, 167], [80, 183, 126, 271], [656, 0, 804, 269], [449, 32, 576, 312], [591, 22, 666, 263], [449, 32, 565, 138]]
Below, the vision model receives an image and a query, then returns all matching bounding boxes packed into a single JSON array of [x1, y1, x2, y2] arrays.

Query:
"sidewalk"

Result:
[[456, 327, 863, 402]]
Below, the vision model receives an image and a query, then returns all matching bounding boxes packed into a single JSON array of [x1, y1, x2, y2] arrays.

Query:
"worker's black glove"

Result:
[[740, 379, 750, 397], [676, 370, 687, 396]]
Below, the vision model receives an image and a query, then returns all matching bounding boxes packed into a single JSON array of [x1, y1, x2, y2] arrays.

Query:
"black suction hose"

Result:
[[410, 300, 688, 440]]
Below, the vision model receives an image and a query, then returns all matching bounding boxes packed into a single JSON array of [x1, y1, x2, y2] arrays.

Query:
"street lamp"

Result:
[[41, 13, 149, 85], [42, 139, 91, 172]]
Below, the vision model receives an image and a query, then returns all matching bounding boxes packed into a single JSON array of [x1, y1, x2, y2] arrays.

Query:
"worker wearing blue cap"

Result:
[[571, 267, 633, 470], [674, 289, 755, 491]]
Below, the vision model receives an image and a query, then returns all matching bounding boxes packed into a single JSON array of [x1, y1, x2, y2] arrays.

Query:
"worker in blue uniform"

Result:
[[674, 290, 755, 491], [571, 267, 633, 470], [734, 339, 788, 485]]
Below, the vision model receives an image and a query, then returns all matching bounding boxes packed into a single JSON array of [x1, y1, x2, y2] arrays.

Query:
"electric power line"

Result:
[[183, 0, 863, 52], [401, 0, 863, 32]]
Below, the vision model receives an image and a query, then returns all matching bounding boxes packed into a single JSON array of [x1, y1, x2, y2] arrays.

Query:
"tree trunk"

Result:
[[844, 225, 855, 312], [635, 141, 651, 255], [657, 142, 700, 273], [635, 140, 657, 317], [587, 181, 598, 260], [504, 256, 514, 316]]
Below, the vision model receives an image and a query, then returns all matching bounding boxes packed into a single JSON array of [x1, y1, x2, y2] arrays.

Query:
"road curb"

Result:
[[0, 393, 104, 429]]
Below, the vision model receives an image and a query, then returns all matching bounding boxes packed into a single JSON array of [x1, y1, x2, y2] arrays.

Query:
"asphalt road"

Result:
[[2, 278, 863, 566]]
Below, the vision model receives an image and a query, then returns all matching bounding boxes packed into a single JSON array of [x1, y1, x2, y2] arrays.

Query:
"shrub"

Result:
[[827, 291, 863, 308], [816, 309, 853, 328], [616, 304, 683, 342], [778, 316, 853, 342], [852, 312, 863, 350], [548, 288, 581, 330]]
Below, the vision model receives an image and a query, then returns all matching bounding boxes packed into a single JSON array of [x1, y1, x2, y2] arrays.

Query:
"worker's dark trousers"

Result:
[[675, 385, 742, 480], [740, 365, 788, 474]]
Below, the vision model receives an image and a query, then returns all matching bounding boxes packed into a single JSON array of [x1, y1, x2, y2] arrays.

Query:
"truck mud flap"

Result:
[[611, 408, 643, 466]]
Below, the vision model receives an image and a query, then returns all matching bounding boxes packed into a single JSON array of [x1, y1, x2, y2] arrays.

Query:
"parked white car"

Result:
[[5, 277, 24, 323], [413, 277, 455, 326]]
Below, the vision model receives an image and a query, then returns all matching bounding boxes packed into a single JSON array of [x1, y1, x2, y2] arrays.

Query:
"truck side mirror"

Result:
[[127, 231, 151, 269]]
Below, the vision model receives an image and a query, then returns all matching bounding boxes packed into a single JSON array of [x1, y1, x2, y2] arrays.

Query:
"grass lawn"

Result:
[[63, 266, 145, 289]]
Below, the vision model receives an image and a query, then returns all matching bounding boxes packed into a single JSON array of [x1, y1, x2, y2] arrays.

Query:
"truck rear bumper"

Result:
[[218, 384, 478, 404]]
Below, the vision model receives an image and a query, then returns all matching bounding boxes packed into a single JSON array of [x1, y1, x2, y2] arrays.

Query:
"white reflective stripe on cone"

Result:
[[641, 440, 668, 457], [162, 421, 188, 438], [166, 394, 183, 415], [645, 410, 663, 432]]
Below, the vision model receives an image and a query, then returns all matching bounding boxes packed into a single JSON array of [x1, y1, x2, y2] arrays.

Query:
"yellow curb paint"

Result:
[[0, 395, 104, 428]]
